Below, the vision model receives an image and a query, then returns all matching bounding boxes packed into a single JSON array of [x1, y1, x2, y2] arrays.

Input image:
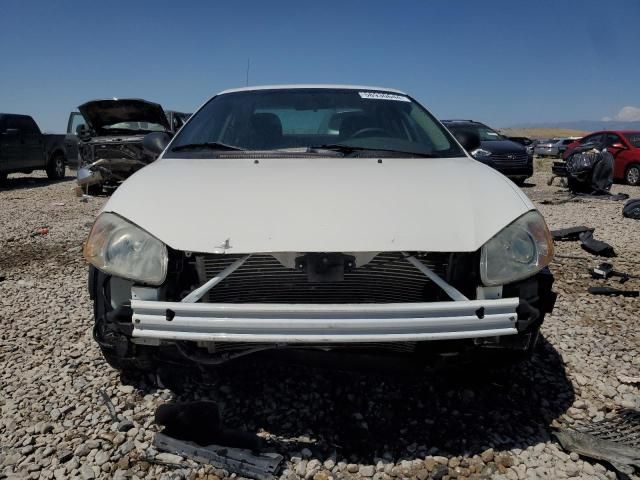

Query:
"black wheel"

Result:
[[46, 153, 66, 180], [625, 164, 640, 186], [0, 172, 7, 183], [90, 266, 155, 373], [84, 183, 103, 196], [512, 177, 527, 186]]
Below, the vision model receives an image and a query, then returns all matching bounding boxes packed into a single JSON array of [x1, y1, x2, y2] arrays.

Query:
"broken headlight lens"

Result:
[[480, 210, 553, 286], [84, 212, 168, 285]]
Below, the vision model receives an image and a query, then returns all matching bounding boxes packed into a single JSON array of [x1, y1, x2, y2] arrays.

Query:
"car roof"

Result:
[[218, 84, 408, 95], [588, 130, 640, 135], [441, 119, 480, 124]]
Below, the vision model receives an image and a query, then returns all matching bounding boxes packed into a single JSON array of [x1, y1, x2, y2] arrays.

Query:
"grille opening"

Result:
[[490, 152, 529, 165], [198, 252, 451, 304]]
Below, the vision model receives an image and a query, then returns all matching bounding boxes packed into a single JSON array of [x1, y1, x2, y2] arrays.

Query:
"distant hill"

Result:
[[506, 120, 640, 132], [500, 127, 589, 139]]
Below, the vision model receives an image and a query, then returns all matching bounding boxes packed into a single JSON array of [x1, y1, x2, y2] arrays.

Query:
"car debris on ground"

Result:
[[554, 409, 640, 478], [587, 286, 639, 298], [623, 198, 640, 219], [579, 230, 617, 258], [154, 433, 283, 480], [550, 226, 617, 257], [589, 262, 635, 283]]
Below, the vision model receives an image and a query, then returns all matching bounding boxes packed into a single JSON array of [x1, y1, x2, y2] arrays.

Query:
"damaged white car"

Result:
[[84, 85, 556, 371]]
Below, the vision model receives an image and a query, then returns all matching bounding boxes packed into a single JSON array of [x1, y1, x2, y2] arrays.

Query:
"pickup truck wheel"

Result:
[[46, 153, 66, 180], [625, 164, 640, 186]]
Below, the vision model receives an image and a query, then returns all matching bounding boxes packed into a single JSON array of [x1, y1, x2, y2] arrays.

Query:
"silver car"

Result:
[[534, 137, 580, 158]]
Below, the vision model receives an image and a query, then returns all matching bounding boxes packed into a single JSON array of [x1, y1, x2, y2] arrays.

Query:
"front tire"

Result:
[[46, 153, 66, 180], [625, 164, 640, 186]]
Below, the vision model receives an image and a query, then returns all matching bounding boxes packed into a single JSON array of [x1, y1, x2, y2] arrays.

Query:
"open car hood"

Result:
[[78, 99, 170, 131], [104, 156, 534, 254]]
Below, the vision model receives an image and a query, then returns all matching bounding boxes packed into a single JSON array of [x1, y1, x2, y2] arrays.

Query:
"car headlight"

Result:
[[480, 210, 553, 286], [471, 148, 492, 159], [83, 212, 168, 285]]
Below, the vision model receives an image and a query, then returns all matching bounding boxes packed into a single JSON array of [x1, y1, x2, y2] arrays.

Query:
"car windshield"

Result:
[[623, 133, 640, 148], [446, 123, 503, 142], [167, 89, 464, 158], [103, 121, 166, 132]]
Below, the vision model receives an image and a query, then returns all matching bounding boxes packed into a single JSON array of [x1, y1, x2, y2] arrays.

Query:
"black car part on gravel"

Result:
[[579, 230, 616, 258], [588, 286, 640, 298], [554, 409, 640, 478], [551, 226, 594, 241], [623, 198, 640, 220]]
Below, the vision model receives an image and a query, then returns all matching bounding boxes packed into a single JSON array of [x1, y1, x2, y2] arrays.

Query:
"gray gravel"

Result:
[[1, 168, 638, 480]]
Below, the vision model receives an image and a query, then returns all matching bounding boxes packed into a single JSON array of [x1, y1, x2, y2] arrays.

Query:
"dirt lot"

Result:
[[0, 166, 638, 480]]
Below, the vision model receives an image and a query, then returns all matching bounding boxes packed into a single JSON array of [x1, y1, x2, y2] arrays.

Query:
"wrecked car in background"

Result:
[[75, 99, 189, 194], [83, 85, 556, 372]]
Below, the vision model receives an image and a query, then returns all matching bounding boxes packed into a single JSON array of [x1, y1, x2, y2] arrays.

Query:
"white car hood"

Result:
[[104, 156, 533, 254]]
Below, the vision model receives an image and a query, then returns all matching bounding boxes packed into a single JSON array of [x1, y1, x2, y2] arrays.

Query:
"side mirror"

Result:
[[3, 128, 19, 136], [453, 130, 481, 152], [610, 142, 627, 150], [143, 132, 171, 155]]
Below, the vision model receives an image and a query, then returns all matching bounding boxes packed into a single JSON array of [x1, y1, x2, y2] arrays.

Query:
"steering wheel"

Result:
[[349, 127, 389, 139]]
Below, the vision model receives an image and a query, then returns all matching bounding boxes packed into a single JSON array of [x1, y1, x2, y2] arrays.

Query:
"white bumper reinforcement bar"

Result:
[[131, 298, 520, 343]]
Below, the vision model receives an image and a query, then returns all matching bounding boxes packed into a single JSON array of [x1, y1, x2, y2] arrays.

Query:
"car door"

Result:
[[65, 112, 85, 168], [1, 115, 24, 171], [605, 133, 632, 180], [19, 116, 45, 169]]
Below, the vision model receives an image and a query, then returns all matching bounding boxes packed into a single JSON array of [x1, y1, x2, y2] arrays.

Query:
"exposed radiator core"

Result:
[[198, 252, 449, 304]]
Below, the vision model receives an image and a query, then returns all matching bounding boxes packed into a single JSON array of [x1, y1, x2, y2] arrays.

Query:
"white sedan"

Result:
[[83, 85, 556, 371]]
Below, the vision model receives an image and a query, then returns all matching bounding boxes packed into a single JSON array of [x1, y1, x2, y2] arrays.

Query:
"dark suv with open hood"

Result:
[[442, 120, 533, 185], [75, 99, 189, 194]]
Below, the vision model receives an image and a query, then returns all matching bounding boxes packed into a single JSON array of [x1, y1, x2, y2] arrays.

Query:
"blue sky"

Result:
[[1, 0, 639, 132]]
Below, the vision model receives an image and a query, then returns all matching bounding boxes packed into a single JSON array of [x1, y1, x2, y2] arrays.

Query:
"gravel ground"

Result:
[[1, 166, 638, 480]]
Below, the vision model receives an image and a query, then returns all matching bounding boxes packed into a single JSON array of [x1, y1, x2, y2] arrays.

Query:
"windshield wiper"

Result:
[[172, 142, 244, 152], [309, 144, 438, 158]]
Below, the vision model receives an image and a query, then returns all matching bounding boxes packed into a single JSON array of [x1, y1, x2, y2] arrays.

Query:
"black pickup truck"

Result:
[[0, 114, 77, 182]]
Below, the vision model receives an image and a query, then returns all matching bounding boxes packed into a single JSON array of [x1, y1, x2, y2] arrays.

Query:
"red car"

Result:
[[563, 130, 640, 185]]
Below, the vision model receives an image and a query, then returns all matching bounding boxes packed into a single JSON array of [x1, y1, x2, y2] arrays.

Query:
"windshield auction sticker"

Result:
[[359, 92, 411, 102]]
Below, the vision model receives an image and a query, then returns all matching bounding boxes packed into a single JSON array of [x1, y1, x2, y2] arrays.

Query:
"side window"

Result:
[[581, 134, 603, 145], [5, 116, 20, 131], [68, 113, 86, 135], [14, 116, 39, 134], [605, 133, 621, 146]]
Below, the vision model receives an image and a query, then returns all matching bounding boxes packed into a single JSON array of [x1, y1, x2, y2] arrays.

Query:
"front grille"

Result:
[[490, 152, 528, 165], [199, 252, 449, 304]]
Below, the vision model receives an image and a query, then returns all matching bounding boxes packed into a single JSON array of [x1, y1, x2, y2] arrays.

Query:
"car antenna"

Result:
[[245, 58, 250, 86]]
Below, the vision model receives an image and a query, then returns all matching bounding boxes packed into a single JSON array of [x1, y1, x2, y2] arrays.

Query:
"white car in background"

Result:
[[83, 85, 556, 372]]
